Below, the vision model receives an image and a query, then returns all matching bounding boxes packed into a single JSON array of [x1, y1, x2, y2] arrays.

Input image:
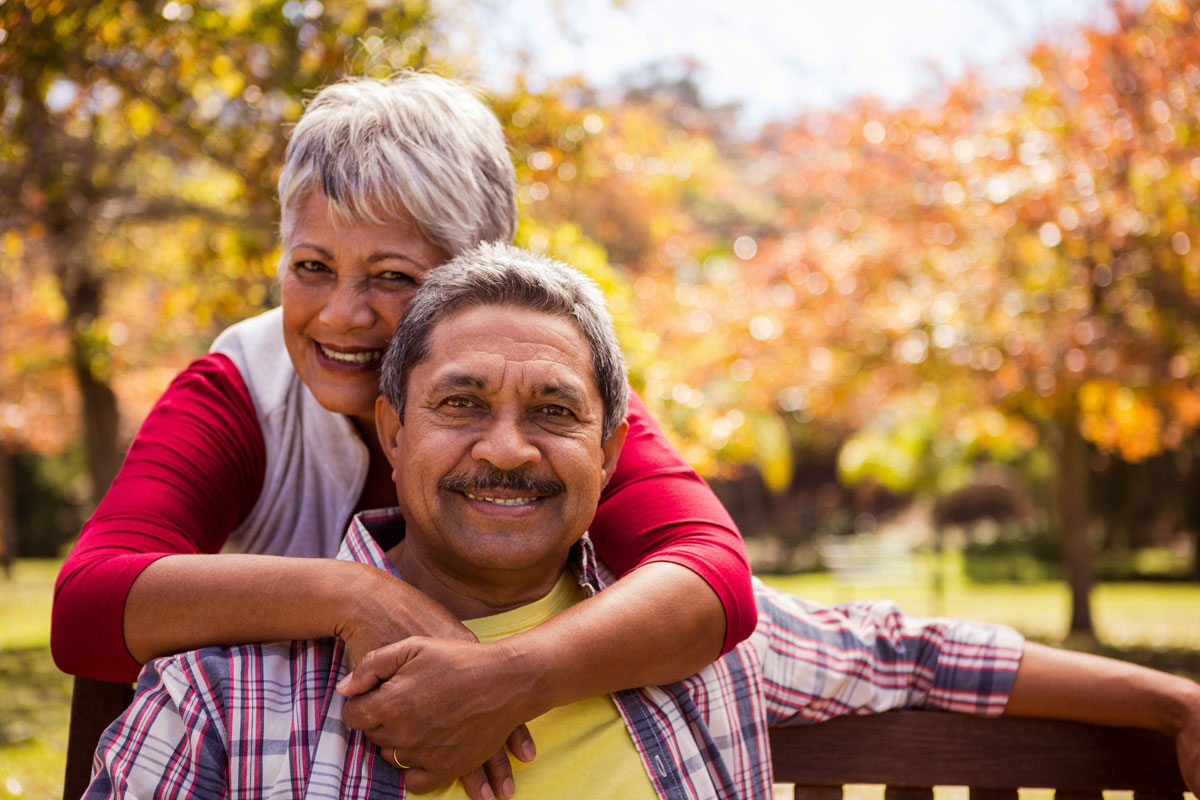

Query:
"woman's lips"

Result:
[[313, 341, 383, 371]]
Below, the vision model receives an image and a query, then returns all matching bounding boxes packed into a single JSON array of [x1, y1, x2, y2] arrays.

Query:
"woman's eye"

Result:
[[295, 260, 328, 274], [378, 270, 417, 285]]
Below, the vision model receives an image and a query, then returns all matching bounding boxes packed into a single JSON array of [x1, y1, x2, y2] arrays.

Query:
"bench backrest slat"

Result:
[[769, 711, 1186, 794]]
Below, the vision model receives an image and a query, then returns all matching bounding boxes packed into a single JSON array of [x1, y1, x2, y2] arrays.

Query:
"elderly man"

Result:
[[88, 243, 1199, 799]]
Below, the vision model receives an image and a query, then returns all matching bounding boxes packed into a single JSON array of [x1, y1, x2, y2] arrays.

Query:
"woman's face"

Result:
[[280, 190, 448, 425]]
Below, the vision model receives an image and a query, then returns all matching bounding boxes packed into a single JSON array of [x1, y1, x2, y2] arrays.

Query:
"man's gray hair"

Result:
[[380, 242, 629, 441], [278, 71, 516, 257]]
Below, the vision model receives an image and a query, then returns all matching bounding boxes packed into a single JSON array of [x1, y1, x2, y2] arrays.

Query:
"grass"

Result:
[[757, 571, 1200, 682], [0, 648, 70, 800], [0, 560, 70, 800], [2, 559, 1198, 799], [0, 562, 62, 651], [757, 572, 1200, 648]]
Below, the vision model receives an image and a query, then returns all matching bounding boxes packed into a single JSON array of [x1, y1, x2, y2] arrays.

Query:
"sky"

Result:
[[433, 0, 1120, 128]]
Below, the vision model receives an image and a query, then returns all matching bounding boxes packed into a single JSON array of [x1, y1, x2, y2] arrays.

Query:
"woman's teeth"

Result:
[[319, 345, 382, 364]]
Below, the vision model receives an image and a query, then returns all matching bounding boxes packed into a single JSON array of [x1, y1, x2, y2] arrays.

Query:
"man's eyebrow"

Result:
[[430, 373, 489, 394], [535, 383, 587, 406]]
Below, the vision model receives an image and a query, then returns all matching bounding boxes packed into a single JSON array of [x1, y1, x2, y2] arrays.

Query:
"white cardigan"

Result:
[[210, 307, 369, 558]]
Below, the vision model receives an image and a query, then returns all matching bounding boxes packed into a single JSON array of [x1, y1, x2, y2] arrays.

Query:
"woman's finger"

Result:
[[337, 640, 416, 697]]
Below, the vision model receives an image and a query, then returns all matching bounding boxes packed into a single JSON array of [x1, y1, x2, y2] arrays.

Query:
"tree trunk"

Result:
[[1054, 419, 1094, 637], [71, 338, 122, 504], [0, 447, 14, 577], [61, 262, 122, 506]]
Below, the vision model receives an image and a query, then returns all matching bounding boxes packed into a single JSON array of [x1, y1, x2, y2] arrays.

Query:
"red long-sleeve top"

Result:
[[52, 354, 754, 682]]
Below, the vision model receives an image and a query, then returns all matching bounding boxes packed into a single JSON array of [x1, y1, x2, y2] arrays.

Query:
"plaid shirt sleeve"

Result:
[[752, 581, 1025, 726], [85, 650, 230, 799]]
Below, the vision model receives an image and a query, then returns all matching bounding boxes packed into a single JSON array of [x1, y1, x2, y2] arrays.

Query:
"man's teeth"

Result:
[[464, 492, 536, 506], [319, 345, 381, 364]]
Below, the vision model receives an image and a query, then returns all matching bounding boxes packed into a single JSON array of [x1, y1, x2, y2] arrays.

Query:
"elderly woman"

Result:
[[51, 72, 754, 797]]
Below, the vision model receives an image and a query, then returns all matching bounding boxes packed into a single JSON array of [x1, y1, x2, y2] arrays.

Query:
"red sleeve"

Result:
[[591, 390, 755, 654], [51, 353, 265, 682]]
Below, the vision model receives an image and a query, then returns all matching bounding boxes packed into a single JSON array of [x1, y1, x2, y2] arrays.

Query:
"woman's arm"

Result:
[[52, 355, 266, 680], [589, 390, 756, 655], [122, 554, 473, 663]]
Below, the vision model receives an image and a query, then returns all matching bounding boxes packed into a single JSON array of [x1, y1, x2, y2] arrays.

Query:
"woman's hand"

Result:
[[333, 565, 478, 665], [338, 636, 536, 800]]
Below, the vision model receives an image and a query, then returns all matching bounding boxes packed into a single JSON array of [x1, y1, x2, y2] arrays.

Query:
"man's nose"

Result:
[[318, 279, 375, 330], [471, 415, 541, 471]]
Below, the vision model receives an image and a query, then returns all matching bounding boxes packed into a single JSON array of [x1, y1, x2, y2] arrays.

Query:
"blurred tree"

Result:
[[655, 0, 1200, 638], [0, 0, 436, 512]]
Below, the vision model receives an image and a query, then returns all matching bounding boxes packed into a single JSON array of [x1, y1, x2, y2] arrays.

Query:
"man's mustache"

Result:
[[439, 468, 565, 498]]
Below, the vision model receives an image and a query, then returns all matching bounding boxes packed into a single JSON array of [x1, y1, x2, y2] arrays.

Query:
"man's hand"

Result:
[[338, 636, 537, 800]]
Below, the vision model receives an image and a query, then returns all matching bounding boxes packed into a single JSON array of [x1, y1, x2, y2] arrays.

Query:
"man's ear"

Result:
[[599, 419, 629, 491], [375, 395, 403, 473]]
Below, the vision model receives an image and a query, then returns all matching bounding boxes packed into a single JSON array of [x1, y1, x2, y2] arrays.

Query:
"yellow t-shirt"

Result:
[[411, 573, 660, 799]]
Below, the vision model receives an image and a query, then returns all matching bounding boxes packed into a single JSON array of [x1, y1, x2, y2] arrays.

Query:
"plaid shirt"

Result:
[[86, 508, 1024, 799]]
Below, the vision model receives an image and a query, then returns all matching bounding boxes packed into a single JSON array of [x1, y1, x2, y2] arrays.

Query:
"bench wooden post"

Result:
[[63, 678, 134, 800]]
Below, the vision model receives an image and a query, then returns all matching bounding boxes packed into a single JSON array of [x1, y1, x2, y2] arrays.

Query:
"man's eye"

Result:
[[541, 405, 572, 418], [443, 397, 475, 408]]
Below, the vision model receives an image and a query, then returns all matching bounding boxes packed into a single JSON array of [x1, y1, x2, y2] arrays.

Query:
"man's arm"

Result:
[[85, 654, 229, 799], [1004, 641, 1200, 791], [753, 590, 1024, 726]]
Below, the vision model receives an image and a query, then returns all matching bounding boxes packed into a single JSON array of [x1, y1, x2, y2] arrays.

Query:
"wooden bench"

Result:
[[64, 678, 134, 800], [769, 711, 1188, 799], [64, 679, 1189, 799]]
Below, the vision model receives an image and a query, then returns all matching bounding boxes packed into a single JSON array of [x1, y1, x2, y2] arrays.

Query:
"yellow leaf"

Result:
[[126, 99, 155, 138]]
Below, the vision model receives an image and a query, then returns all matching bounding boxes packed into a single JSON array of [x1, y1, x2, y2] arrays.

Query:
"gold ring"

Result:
[[391, 749, 410, 770]]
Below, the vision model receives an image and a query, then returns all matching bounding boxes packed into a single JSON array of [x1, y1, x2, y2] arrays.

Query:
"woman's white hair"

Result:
[[278, 71, 516, 257]]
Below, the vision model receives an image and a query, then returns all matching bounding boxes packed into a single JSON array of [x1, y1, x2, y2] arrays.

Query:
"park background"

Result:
[[2, 0, 1200, 796]]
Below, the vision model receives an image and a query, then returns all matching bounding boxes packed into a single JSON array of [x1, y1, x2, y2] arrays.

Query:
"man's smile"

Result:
[[439, 468, 566, 501], [462, 492, 538, 506]]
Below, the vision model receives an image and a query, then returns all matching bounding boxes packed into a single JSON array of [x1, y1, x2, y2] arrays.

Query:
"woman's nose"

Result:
[[318, 279, 375, 331]]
